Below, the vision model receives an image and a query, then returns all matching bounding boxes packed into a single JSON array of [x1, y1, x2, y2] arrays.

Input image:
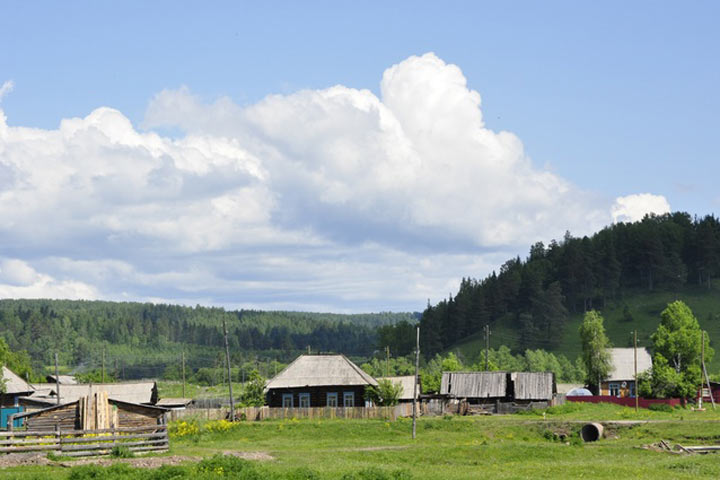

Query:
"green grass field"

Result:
[[451, 285, 720, 372], [5, 403, 720, 479]]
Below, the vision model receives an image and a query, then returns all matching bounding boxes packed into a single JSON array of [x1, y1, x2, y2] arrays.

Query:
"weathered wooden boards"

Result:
[[0, 425, 168, 457]]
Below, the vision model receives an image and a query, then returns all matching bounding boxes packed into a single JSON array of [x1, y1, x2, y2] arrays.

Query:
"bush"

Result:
[[648, 403, 674, 413], [196, 454, 260, 478], [110, 446, 135, 458]]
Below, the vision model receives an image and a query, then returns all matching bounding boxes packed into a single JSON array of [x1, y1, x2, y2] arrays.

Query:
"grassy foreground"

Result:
[[4, 403, 720, 479]]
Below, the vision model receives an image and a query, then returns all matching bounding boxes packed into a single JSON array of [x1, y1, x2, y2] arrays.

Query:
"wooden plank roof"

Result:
[[440, 372, 507, 398], [24, 382, 157, 405]]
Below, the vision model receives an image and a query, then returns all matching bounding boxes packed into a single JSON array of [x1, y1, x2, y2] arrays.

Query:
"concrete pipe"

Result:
[[580, 422, 604, 442]]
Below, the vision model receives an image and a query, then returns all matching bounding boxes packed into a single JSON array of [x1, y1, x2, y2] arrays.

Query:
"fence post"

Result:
[[56, 424, 62, 455]]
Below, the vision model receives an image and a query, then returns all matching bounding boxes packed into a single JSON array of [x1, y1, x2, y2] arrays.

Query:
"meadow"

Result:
[[4, 403, 720, 479]]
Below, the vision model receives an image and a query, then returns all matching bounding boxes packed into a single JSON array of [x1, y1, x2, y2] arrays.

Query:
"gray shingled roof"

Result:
[[378, 376, 420, 401], [266, 355, 378, 389], [607, 348, 652, 381], [440, 372, 507, 398]]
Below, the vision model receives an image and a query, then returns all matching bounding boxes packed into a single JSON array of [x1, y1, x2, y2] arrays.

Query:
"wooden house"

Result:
[[0, 367, 35, 428], [377, 376, 421, 403], [599, 348, 652, 397], [265, 354, 377, 408]]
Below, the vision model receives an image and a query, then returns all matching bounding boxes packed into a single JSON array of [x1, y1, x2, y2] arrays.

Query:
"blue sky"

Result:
[[0, 1, 718, 311]]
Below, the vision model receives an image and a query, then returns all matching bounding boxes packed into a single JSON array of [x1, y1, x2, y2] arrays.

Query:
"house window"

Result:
[[629, 382, 636, 398], [282, 394, 293, 408], [327, 392, 338, 407], [343, 392, 355, 407], [609, 383, 620, 397], [299, 393, 310, 408]]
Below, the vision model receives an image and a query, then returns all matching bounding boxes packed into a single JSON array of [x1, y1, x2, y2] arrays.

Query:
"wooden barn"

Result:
[[440, 372, 508, 403], [12, 392, 168, 432], [440, 371, 556, 412], [510, 372, 556, 402], [265, 354, 377, 408], [19, 381, 158, 408]]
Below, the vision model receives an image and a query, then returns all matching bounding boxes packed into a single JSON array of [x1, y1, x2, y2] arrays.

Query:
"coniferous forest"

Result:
[[417, 212, 720, 356]]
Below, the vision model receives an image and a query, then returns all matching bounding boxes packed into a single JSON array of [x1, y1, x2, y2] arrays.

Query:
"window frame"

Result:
[[327, 392, 338, 407], [299, 392, 311, 408], [282, 393, 294, 408], [343, 391, 355, 408]]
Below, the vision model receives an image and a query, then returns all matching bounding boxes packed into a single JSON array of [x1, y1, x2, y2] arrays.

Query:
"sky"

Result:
[[0, 1, 718, 312]]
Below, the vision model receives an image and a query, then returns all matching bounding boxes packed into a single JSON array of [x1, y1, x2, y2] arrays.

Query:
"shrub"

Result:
[[110, 445, 135, 458], [169, 420, 200, 439], [648, 403, 674, 413], [196, 454, 260, 479]]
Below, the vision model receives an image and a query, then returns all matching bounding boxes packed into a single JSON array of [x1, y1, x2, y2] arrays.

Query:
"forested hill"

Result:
[[0, 299, 417, 374], [417, 212, 720, 358]]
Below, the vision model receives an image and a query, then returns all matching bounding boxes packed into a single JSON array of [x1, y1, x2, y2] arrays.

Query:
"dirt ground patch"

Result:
[[0, 451, 274, 469]]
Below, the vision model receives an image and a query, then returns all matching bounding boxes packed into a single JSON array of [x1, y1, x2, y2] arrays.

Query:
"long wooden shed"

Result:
[[12, 397, 168, 432]]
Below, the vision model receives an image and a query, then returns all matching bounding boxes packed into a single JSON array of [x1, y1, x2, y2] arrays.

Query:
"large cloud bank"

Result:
[[0, 53, 670, 311]]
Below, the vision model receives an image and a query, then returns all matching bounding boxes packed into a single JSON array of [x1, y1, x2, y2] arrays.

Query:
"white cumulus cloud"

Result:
[[0, 54, 670, 310], [611, 193, 671, 223]]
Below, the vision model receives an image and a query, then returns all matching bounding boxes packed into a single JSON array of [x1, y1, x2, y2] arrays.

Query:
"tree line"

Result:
[[0, 299, 416, 375]]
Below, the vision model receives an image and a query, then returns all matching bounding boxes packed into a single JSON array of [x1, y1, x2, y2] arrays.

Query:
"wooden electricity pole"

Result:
[[181, 350, 186, 399], [484, 325, 491, 371], [702, 331, 715, 409], [412, 326, 420, 440], [634, 330, 638, 412], [54, 352, 60, 405], [222, 318, 236, 420], [386, 346, 390, 377], [102, 348, 106, 383]]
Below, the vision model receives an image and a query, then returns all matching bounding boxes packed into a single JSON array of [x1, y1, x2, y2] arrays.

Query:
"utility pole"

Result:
[[386, 346, 390, 377], [484, 325, 491, 371], [222, 318, 236, 421], [412, 326, 420, 440], [102, 348, 105, 383], [54, 352, 60, 405], [702, 330, 715, 409], [181, 350, 186, 399], [634, 330, 638, 413]]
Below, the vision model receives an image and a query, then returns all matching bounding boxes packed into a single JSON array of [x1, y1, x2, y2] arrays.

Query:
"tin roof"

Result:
[[378, 376, 420, 400], [607, 348, 652, 381]]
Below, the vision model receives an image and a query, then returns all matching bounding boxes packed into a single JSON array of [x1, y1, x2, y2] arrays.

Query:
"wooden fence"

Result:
[[169, 404, 416, 422], [0, 425, 168, 457]]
